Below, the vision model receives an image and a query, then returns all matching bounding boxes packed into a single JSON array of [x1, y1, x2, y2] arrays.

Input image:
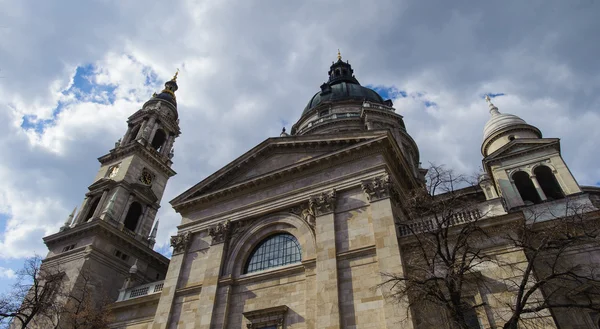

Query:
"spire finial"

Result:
[[485, 94, 500, 116], [337, 49, 342, 61], [171, 68, 179, 81]]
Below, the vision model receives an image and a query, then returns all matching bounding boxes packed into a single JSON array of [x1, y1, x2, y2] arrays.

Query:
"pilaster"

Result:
[[311, 189, 341, 329], [194, 222, 231, 329], [151, 232, 191, 329], [362, 174, 413, 329]]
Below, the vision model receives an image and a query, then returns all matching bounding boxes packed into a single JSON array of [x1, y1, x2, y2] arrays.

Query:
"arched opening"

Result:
[[151, 129, 167, 152], [335, 69, 341, 77], [84, 197, 101, 221], [123, 202, 143, 232], [534, 166, 564, 201], [513, 171, 541, 205], [244, 233, 301, 274], [129, 125, 141, 144]]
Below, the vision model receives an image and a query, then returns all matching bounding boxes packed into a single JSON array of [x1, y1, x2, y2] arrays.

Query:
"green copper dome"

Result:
[[302, 57, 386, 115]]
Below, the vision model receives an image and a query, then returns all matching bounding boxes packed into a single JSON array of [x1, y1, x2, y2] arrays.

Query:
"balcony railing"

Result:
[[398, 198, 507, 237], [116, 280, 164, 302]]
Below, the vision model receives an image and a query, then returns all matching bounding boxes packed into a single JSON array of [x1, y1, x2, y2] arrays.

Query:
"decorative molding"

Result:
[[361, 173, 398, 203], [309, 189, 336, 216], [170, 232, 191, 254], [289, 203, 315, 230], [244, 305, 288, 329], [208, 220, 231, 245]]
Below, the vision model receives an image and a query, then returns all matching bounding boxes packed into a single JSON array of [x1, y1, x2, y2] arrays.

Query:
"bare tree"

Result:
[[384, 164, 600, 329], [0, 258, 111, 329], [383, 164, 490, 329], [499, 201, 600, 329], [0, 256, 64, 329]]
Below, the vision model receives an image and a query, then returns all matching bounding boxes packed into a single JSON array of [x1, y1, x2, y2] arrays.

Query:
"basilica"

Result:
[[38, 54, 600, 329]]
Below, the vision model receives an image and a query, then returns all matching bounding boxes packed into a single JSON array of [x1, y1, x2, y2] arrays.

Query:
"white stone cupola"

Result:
[[479, 96, 581, 209]]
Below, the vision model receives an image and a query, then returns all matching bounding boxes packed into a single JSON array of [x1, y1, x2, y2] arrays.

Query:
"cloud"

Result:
[[0, 267, 16, 279], [0, 0, 598, 294]]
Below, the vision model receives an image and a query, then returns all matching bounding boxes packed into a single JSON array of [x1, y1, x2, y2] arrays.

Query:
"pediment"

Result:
[[485, 138, 560, 163], [130, 183, 159, 203], [170, 132, 390, 207]]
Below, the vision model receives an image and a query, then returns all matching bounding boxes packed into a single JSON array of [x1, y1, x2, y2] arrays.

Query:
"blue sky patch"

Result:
[[367, 85, 407, 100], [485, 93, 505, 99]]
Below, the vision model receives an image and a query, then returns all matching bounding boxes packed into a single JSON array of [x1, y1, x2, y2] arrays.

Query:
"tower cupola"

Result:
[[481, 95, 541, 156]]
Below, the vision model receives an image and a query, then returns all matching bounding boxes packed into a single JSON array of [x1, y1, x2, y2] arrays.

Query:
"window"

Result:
[[534, 166, 564, 201], [244, 233, 301, 274], [508, 135, 516, 141], [151, 129, 167, 152], [461, 297, 483, 329], [124, 202, 143, 232], [513, 171, 541, 205], [62, 244, 76, 252], [114, 249, 129, 261]]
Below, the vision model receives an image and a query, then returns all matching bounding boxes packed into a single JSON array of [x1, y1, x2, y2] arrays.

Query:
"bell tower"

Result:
[[40, 72, 182, 310]]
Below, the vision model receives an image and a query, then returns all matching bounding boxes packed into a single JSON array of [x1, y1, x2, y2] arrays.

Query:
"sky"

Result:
[[0, 0, 599, 293]]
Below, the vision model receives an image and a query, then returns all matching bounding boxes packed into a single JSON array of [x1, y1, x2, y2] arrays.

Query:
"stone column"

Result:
[[529, 175, 548, 201], [161, 135, 174, 157], [122, 125, 133, 144], [194, 221, 231, 329], [151, 232, 192, 329], [135, 206, 150, 234], [310, 190, 341, 329], [148, 122, 160, 146], [119, 194, 135, 224], [91, 190, 109, 220], [362, 174, 414, 329], [73, 197, 89, 225]]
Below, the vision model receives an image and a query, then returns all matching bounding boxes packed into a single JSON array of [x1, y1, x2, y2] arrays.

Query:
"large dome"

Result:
[[302, 56, 387, 115], [303, 81, 384, 115]]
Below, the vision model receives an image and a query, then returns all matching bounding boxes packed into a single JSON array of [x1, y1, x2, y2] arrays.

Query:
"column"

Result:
[[362, 174, 414, 329], [529, 175, 548, 201], [194, 221, 231, 329], [135, 206, 150, 235], [122, 125, 133, 144], [151, 232, 192, 329], [91, 190, 109, 220], [148, 121, 160, 146], [119, 194, 135, 223], [73, 197, 89, 225], [311, 189, 341, 329], [161, 135, 174, 157]]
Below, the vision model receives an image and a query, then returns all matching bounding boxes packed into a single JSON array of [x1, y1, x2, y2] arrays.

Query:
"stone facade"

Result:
[[31, 60, 600, 329]]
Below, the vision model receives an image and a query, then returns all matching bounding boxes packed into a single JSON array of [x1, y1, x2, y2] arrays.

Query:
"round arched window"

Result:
[[244, 233, 301, 274]]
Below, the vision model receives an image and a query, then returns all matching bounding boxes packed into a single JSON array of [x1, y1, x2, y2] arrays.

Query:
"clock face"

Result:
[[108, 165, 120, 178], [140, 169, 153, 185]]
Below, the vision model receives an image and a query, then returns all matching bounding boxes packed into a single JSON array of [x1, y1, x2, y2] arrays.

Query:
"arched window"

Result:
[[151, 129, 167, 152], [84, 197, 100, 221], [534, 166, 564, 201], [129, 125, 141, 144], [124, 202, 143, 232], [244, 233, 301, 274], [513, 171, 541, 205]]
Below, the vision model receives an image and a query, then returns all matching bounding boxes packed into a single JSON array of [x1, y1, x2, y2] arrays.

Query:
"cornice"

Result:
[[483, 140, 560, 165], [43, 219, 169, 269], [98, 141, 177, 177]]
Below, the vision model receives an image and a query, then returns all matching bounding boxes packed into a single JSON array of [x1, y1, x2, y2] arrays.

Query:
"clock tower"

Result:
[[40, 72, 181, 313]]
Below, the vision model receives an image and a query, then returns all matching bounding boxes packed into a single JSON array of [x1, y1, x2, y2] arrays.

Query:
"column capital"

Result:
[[209, 220, 231, 245], [309, 189, 336, 216], [170, 231, 191, 254], [361, 173, 398, 203]]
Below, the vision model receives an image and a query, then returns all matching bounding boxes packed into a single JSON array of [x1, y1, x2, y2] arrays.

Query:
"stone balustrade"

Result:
[[116, 280, 164, 302]]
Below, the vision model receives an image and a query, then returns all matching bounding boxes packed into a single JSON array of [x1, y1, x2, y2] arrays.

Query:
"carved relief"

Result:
[[361, 173, 398, 202], [309, 189, 336, 216], [209, 220, 231, 245], [170, 232, 191, 254], [290, 203, 316, 230]]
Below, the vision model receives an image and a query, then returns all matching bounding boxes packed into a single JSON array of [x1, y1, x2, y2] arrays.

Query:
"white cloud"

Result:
[[0, 0, 598, 275], [0, 267, 16, 279]]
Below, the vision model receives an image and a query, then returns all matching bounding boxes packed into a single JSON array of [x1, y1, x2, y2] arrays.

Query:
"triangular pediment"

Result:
[[130, 183, 159, 203], [170, 131, 391, 207], [485, 138, 560, 163]]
